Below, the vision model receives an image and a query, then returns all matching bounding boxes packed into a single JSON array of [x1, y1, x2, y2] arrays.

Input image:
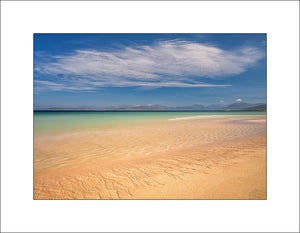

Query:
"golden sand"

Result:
[[34, 116, 266, 199]]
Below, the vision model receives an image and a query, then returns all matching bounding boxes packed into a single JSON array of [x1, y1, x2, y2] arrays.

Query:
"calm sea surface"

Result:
[[34, 111, 266, 136]]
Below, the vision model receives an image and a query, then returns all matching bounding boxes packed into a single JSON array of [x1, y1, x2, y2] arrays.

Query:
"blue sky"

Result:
[[34, 34, 266, 109]]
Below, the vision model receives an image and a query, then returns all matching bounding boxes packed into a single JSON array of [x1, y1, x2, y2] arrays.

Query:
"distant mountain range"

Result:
[[221, 102, 266, 111], [36, 102, 266, 111]]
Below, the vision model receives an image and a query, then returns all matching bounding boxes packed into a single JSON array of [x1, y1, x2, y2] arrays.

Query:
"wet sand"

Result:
[[34, 116, 266, 199]]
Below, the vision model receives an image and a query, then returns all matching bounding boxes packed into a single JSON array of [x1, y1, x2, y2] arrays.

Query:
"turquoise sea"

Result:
[[34, 111, 266, 136]]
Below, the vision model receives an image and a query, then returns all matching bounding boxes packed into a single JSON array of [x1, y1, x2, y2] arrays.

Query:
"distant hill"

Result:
[[222, 102, 255, 110], [36, 102, 266, 111], [114, 105, 165, 111], [42, 107, 91, 111], [170, 104, 206, 111], [222, 102, 266, 111], [243, 104, 267, 111], [205, 103, 227, 110]]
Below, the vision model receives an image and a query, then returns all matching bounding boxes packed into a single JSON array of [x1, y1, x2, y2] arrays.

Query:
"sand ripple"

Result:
[[34, 116, 266, 199]]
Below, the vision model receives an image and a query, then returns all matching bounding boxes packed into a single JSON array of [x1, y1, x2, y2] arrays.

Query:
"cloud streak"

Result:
[[34, 40, 264, 91]]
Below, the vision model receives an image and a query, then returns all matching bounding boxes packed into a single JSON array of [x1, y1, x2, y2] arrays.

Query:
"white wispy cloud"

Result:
[[34, 80, 96, 92], [34, 40, 265, 91], [235, 98, 242, 102]]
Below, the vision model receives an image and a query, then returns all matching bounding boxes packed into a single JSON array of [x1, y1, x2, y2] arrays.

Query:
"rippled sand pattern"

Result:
[[34, 116, 266, 199]]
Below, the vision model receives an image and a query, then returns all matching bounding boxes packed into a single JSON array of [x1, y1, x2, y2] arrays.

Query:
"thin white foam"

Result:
[[167, 115, 262, 121]]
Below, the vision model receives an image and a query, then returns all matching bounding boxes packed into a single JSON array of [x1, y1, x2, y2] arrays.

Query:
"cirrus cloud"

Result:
[[34, 40, 265, 91]]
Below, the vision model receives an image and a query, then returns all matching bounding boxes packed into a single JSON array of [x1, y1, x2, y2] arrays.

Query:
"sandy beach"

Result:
[[34, 115, 266, 199]]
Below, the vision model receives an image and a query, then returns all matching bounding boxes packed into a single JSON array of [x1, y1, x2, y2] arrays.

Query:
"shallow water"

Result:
[[34, 111, 266, 136]]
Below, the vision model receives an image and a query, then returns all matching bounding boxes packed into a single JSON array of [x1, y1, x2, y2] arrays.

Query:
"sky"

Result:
[[34, 33, 266, 109]]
